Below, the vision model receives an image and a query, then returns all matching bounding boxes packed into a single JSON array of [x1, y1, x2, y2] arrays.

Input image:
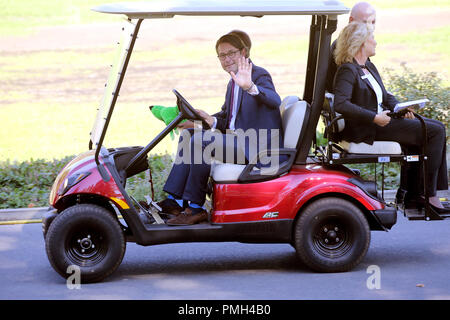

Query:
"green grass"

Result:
[[379, 26, 449, 49], [2, 0, 448, 36], [1, 27, 448, 161], [375, 26, 450, 82], [1, 0, 143, 36], [0, 101, 178, 161], [0, 1, 448, 162]]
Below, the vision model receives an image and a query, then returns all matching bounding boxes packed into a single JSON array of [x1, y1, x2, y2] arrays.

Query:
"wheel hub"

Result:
[[320, 225, 342, 245], [311, 219, 353, 259], [326, 230, 337, 241], [66, 229, 106, 265], [79, 235, 94, 251]]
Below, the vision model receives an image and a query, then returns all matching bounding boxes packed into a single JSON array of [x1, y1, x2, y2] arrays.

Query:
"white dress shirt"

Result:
[[212, 75, 259, 130], [364, 72, 383, 113]]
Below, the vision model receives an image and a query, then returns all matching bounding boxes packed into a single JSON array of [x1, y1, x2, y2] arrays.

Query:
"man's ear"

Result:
[[242, 48, 249, 58]]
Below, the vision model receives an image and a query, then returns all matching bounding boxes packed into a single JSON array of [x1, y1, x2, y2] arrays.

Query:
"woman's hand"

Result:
[[403, 108, 415, 119], [373, 110, 391, 127], [230, 57, 253, 90]]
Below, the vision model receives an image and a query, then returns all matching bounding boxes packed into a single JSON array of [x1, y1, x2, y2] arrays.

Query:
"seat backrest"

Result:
[[280, 96, 309, 149], [323, 92, 345, 132]]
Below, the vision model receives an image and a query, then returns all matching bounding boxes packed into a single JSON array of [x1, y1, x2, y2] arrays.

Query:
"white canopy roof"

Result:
[[92, 0, 349, 19]]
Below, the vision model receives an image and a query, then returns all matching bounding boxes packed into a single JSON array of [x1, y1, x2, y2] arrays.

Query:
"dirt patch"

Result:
[[1, 8, 448, 51], [0, 8, 448, 107]]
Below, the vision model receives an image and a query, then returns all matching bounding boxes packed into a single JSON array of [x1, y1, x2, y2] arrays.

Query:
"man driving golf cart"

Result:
[[156, 30, 284, 225]]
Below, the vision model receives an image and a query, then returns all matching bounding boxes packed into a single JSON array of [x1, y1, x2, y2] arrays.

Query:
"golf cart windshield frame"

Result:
[[89, 0, 349, 169]]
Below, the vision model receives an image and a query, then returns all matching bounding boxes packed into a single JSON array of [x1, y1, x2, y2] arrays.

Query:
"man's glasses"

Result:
[[217, 49, 241, 61]]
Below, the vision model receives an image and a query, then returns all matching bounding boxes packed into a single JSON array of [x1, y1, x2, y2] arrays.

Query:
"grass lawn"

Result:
[[0, 0, 449, 162]]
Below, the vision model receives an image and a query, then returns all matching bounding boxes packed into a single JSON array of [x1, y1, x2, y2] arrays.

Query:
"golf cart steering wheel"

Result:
[[172, 89, 211, 130]]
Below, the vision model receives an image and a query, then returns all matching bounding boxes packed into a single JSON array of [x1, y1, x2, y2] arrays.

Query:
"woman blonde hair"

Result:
[[334, 21, 374, 66]]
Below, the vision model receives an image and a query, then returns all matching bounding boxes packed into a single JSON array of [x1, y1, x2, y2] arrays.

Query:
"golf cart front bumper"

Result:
[[373, 207, 397, 230], [42, 207, 58, 238]]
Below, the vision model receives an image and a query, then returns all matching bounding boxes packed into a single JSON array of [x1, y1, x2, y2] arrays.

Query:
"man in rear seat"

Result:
[[326, 2, 377, 94], [158, 30, 283, 225]]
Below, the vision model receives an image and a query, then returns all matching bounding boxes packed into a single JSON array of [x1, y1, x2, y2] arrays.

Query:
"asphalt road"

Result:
[[0, 215, 449, 300]]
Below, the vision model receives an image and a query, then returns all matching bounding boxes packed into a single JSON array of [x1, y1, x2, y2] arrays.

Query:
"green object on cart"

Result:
[[150, 105, 185, 139]]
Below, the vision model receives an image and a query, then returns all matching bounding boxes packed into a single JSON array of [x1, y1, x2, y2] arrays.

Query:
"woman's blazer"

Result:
[[333, 61, 398, 144]]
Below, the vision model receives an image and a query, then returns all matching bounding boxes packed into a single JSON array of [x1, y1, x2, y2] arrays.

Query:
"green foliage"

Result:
[[125, 154, 173, 202], [0, 156, 73, 209], [0, 153, 173, 209], [384, 64, 450, 141], [348, 163, 401, 190]]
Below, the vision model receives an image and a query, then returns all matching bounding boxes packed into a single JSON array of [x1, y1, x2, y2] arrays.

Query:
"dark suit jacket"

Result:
[[213, 64, 283, 160], [325, 40, 338, 93], [333, 60, 399, 144]]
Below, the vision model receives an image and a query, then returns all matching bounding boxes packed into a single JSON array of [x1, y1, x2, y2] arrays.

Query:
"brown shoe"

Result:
[[166, 208, 208, 226], [138, 201, 150, 210], [157, 198, 183, 216]]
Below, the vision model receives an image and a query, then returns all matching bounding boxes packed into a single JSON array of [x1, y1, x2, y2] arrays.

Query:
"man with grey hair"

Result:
[[349, 1, 376, 25], [325, 1, 376, 93]]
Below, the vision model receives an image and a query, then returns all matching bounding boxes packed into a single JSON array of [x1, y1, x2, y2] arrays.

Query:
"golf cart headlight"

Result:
[[60, 172, 91, 195]]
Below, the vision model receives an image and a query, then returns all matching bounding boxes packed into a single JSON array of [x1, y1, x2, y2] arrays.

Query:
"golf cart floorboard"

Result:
[[404, 208, 428, 220], [131, 219, 294, 246], [403, 208, 450, 221], [144, 221, 222, 231]]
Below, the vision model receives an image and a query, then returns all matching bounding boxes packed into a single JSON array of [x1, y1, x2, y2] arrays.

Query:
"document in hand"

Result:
[[393, 98, 429, 113]]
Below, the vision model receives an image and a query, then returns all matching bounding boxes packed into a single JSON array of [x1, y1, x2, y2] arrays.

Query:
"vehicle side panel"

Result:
[[50, 154, 129, 212], [212, 165, 383, 223]]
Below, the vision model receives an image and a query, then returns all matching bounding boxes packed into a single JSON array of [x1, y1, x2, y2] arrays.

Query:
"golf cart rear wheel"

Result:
[[45, 204, 126, 283], [294, 197, 370, 272]]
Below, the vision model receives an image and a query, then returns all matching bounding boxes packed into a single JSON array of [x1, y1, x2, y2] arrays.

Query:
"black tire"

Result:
[[45, 204, 126, 283], [294, 197, 370, 272]]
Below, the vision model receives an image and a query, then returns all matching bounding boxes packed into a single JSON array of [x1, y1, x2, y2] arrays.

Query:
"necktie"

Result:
[[227, 80, 235, 129]]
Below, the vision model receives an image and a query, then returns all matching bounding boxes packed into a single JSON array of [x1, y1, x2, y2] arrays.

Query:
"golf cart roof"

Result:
[[90, 0, 349, 165], [92, 0, 349, 19]]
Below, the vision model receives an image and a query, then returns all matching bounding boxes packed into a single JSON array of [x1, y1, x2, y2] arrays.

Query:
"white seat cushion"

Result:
[[281, 100, 307, 149], [211, 162, 246, 182], [211, 96, 305, 183], [340, 140, 402, 154], [324, 93, 401, 155]]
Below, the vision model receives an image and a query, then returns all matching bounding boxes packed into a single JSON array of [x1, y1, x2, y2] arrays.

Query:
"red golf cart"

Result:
[[43, 0, 448, 283]]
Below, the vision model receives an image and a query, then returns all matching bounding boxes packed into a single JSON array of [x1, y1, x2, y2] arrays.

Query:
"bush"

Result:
[[384, 64, 450, 142], [125, 153, 173, 202], [0, 154, 173, 209], [0, 156, 73, 209], [348, 162, 401, 190]]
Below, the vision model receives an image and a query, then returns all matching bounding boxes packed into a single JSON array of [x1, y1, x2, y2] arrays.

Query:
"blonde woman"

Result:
[[333, 22, 448, 213]]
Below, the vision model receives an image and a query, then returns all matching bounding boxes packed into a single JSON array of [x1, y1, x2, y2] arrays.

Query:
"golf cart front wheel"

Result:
[[45, 204, 126, 283], [294, 197, 370, 273]]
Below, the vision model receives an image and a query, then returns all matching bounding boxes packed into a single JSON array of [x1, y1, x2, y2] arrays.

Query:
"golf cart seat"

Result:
[[322, 93, 402, 155], [211, 96, 308, 183]]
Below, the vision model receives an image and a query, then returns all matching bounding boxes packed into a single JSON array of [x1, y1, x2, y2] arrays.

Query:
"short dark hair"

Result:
[[228, 30, 251, 51], [215, 30, 251, 58]]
